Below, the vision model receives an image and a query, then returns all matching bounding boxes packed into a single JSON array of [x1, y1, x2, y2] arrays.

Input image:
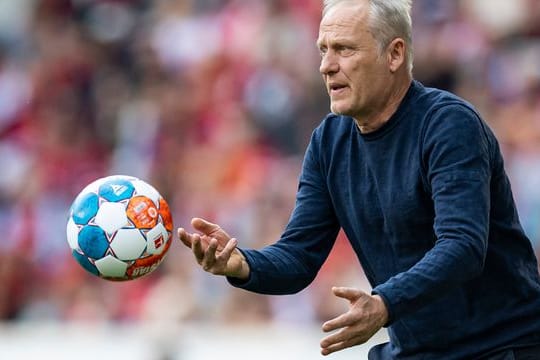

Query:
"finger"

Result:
[[192, 234, 204, 263], [216, 238, 238, 263], [321, 335, 364, 356], [202, 238, 218, 270], [321, 340, 349, 356], [177, 228, 192, 248], [191, 218, 221, 235], [320, 327, 349, 348], [322, 311, 354, 332], [332, 286, 362, 301]]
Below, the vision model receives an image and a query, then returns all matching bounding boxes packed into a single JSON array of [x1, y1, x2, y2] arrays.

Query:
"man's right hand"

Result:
[[177, 218, 250, 280]]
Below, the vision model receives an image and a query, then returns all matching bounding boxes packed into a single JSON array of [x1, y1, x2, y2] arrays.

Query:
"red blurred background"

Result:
[[0, 0, 539, 357]]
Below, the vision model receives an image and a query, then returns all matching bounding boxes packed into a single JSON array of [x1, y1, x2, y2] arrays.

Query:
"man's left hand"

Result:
[[320, 287, 389, 356]]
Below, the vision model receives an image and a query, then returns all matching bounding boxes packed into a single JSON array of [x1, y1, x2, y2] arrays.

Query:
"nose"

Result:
[[319, 51, 339, 75]]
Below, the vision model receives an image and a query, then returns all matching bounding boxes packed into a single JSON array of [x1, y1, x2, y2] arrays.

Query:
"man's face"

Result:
[[317, 2, 390, 119]]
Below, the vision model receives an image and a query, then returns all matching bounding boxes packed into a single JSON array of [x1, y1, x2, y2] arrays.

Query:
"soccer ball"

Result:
[[66, 175, 173, 281]]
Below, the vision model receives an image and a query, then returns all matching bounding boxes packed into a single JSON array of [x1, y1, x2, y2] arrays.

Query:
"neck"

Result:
[[355, 78, 412, 134]]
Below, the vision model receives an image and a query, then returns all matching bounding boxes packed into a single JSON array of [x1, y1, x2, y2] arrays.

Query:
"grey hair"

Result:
[[323, 0, 414, 74]]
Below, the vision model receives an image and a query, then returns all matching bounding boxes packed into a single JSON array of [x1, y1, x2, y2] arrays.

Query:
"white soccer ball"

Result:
[[66, 175, 173, 281]]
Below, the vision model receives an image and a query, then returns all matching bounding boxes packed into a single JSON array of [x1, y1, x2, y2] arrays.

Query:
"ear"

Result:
[[386, 38, 406, 73]]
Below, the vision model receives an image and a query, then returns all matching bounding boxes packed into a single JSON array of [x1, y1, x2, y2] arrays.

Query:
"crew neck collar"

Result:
[[357, 80, 420, 140]]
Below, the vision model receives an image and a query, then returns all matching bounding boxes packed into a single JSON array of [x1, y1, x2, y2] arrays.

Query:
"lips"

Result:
[[329, 83, 348, 95]]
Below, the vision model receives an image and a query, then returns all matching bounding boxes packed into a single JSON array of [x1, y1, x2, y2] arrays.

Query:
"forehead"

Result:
[[317, 3, 370, 43]]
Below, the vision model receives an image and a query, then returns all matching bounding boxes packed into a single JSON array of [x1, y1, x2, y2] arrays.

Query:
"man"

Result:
[[178, 0, 540, 358]]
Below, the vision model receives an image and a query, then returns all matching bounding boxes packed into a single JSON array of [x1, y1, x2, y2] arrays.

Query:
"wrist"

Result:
[[373, 294, 389, 327], [229, 249, 250, 280], [238, 258, 250, 280]]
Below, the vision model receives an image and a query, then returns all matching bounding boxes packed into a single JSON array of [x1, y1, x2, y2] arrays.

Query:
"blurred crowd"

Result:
[[0, 0, 539, 328]]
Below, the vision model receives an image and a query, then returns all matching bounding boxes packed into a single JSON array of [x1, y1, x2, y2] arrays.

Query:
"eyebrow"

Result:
[[316, 37, 356, 49]]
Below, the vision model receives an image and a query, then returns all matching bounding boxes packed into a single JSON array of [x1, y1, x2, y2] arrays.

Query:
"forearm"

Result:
[[373, 234, 485, 324], [227, 243, 328, 295]]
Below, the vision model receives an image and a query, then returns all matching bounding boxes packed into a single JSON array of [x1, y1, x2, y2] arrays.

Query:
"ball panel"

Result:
[[129, 239, 171, 278], [126, 196, 158, 229], [72, 250, 100, 276], [126, 242, 169, 279], [146, 222, 169, 255], [98, 178, 135, 202], [94, 255, 128, 278], [109, 228, 147, 261], [158, 198, 174, 232], [78, 225, 109, 259], [132, 179, 160, 204], [71, 192, 99, 225], [66, 218, 80, 250], [94, 202, 129, 234]]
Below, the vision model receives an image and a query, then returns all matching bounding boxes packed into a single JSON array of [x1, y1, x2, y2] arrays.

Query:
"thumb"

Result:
[[191, 217, 220, 235], [332, 286, 363, 301]]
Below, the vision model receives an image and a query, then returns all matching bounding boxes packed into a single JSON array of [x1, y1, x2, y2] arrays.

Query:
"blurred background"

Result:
[[0, 0, 539, 358]]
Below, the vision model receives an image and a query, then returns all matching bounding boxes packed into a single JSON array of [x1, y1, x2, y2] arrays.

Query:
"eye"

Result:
[[318, 46, 328, 57], [337, 46, 355, 57]]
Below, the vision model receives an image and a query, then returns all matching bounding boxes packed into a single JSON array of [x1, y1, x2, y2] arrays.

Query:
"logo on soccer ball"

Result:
[[154, 234, 164, 249], [111, 184, 128, 196]]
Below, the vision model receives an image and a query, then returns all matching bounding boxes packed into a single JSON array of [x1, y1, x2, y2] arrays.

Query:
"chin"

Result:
[[330, 101, 353, 116], [330, 106, 351, 116]]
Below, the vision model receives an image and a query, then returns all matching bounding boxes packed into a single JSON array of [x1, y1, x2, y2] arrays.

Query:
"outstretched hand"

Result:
[[320, 287, 388, 356], [177, 218, 250, 280]]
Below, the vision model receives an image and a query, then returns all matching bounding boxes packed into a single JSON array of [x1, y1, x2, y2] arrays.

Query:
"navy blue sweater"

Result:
[[229, 81, 540, 358]]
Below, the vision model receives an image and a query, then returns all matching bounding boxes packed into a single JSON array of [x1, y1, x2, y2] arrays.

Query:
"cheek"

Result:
[[351, 61, 385, 87], [346, 58, 371, 81]]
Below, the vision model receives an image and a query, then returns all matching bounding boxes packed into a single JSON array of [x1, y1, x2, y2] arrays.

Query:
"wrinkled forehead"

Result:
[[317, 3, 370, 43]]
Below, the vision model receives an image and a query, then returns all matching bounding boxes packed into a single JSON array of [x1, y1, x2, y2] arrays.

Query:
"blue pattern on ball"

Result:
[[72, 250, 100, 276], [99, 178, 135, 202], [71, 192, 99, 225], [78, 225, 109, 259]]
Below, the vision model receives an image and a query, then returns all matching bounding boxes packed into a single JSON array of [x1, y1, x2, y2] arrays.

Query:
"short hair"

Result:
[[322, 0, 414, 74]]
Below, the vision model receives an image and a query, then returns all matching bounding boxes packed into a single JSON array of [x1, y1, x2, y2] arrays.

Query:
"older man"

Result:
[[178, 1, 540, 358]]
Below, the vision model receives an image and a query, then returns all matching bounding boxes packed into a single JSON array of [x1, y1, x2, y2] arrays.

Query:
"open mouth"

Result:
[[329, 84, 348, 94]]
